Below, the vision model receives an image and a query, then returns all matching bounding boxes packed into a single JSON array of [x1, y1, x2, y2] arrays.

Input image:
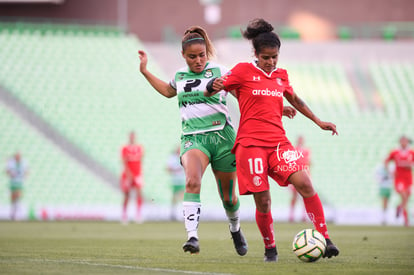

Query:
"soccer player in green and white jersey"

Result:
[[138, 26, 246, 256], [138, 26, 295, 255]]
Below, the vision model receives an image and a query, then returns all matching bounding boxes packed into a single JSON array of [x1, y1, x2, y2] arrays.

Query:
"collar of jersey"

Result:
[[251, 61, 278, 78]]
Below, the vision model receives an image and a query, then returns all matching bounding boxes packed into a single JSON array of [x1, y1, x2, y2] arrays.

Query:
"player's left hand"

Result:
[[318, 121, 338, 135]]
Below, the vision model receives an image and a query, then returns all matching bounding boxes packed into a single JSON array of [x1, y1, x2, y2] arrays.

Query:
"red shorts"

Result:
[[394, 176, 412, 194], [235, 143, 307, 195], [120, 171, 143, 193]]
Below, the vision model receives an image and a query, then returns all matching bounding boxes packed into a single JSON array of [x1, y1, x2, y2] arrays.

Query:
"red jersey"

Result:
[[386, 148, 414, 180], [121, 144, 144, 175], [223, 62, 294, 150]]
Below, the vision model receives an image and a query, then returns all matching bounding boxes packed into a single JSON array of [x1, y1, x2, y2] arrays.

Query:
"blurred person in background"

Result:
[[206, 18, 340, 262], [166, 145, 186, 221], [289, 135, 311, 223], [385, 135, 414, 227], [5, 152, 28, 220], [120, 131, 144, 224], [375, 162, 394, 225]]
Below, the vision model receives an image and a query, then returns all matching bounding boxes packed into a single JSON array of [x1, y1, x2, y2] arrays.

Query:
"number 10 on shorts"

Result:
[[248, 158, 264, 174]]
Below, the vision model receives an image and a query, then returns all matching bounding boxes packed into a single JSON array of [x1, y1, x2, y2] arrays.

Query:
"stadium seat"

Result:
[[0, 22, 181, 217]]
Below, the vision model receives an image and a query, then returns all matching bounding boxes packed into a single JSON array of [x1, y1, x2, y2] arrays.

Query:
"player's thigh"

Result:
[[235, 145, 270, 195], [181, 134, 210, 173], [287, 170, 315, 197], [210, 125, 237, 173]]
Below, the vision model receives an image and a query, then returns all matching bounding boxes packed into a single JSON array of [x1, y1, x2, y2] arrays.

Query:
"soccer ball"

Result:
[[292, 229, 326, 262]]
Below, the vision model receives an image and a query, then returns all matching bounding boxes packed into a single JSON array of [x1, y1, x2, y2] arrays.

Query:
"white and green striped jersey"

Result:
[[170, 62, 233, 135]]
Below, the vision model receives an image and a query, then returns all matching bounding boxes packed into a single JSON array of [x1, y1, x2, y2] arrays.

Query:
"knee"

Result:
[[185, 175, 201, 193], [222, 197, 232, 206], [255, 196, 271, 213], [222, 198, 240, 212], [293, 179, 315, 198]]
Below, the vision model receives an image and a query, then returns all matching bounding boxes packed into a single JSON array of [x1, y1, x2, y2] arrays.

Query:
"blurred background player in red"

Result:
[[166, 145, 186, 221], [5, 152, 28, 220], [120, 131, 144, 224], [289, 135, 311, 223], [385, 135, 414, 227], [206, 18, 339, 262]]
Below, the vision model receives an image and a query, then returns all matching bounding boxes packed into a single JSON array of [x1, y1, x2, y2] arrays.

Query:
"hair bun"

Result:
[[243, 18, 274, 40]]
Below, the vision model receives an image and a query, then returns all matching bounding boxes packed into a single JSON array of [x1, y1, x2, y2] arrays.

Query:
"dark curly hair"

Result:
[[242, 18, 281, 54]]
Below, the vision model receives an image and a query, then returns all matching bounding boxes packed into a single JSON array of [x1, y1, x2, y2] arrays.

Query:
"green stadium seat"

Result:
[[279, 26, 301, 40], [382, 25, 396, 41], [1, 22, 413, 220], [337, 26, 352, 40]]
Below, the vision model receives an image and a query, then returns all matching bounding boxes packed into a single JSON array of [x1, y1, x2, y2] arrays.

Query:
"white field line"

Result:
[[0, 258, 234, 275]]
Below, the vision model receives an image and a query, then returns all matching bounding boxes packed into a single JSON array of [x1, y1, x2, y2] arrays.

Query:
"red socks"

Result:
[[303, 193, 329, 239], [255, 209, 275, 248], [256, 193, 330, 248]]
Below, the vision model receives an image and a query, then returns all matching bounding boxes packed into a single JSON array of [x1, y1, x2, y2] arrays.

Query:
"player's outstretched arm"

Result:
[[138, 50, 176, 98], [285, 92, 338, 135]]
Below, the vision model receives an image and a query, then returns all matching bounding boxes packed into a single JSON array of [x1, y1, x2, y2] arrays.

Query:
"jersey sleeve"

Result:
[[385, 150, 396, 162], [169, 78, 176, 90], [170, 69, 186, 90], [279, 68, 294, 95], [222, 63, 244, 92]]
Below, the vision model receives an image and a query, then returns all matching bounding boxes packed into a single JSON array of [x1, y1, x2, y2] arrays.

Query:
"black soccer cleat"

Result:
[[324, 238, 340, 258], [264, 246, 278, 262], [230, 228, 248, 256], [183, 237, 200, 254]]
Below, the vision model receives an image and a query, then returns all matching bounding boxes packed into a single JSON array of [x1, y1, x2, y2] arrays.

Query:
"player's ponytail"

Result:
[[182, 26, 215, 59], [242, 18, 281, 54]]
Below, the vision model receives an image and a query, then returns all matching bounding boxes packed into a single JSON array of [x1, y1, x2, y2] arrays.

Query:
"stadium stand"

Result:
[[0, 21, 413, 223], [0, 22, 181, 220], [0, 100, 121, 218]]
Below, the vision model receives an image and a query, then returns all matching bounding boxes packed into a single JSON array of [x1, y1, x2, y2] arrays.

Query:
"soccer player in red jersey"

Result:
[[385, 135, 414, 227], [206, 18, 339, 262], [120, 131, 144, 223]]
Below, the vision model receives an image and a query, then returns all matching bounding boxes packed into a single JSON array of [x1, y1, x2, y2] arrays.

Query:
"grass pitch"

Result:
[[0, 221, 413, 275]]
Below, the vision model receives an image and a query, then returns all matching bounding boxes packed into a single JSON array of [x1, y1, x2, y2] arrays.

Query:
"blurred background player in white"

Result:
[[120, 131, 145, 224], [385, 135, 414, 227], [374, 162, 394, 225], [5, 152, 28, 220], [166, 145, 185, 221], [289, 135, 311, 223]]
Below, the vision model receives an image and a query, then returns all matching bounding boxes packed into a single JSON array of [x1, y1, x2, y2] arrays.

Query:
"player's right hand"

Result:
[[138, 50, 148, 73]]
